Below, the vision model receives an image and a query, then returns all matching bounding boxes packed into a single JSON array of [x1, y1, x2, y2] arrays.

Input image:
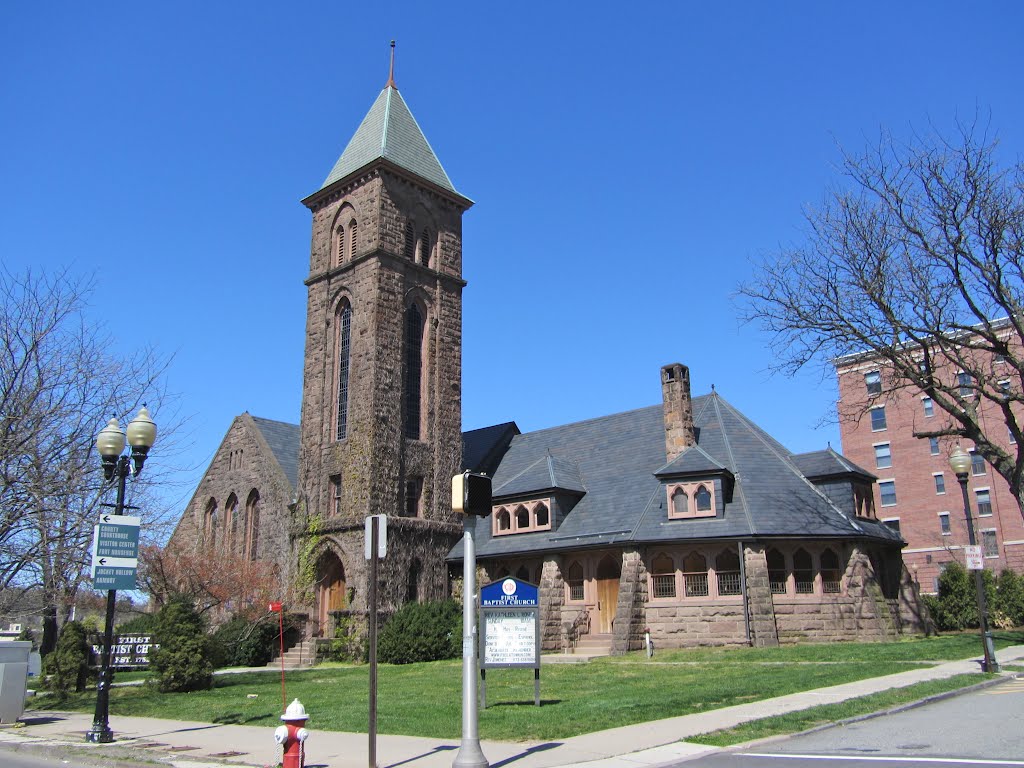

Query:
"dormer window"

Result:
[[667, 481, 717, 519], [492, 498, 554, 535]]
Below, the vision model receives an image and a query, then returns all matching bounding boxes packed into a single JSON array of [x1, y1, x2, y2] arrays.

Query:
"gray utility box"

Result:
[[0, 641, 31, 723]]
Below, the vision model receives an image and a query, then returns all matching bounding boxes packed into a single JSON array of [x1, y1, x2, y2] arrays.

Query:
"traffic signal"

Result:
[[451, 472, 492, 517]]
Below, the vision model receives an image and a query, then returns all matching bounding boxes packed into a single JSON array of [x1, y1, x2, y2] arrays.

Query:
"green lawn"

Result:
[[34, 630, 1021, 743]]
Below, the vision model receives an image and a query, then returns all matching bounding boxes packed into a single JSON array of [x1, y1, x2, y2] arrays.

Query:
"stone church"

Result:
[[169, 61, 926, 651]]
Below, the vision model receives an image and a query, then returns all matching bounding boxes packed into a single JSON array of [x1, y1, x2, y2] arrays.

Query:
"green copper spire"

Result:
[[316, 43, 460, 196]]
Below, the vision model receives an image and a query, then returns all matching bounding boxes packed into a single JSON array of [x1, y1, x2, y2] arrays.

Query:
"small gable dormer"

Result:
[[791, 448, 877, 521], [655, 444, 734, 521], [490, 453, 585, 534]]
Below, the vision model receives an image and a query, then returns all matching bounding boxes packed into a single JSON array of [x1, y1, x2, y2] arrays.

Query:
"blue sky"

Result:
[[3, 2, 1023, 513]]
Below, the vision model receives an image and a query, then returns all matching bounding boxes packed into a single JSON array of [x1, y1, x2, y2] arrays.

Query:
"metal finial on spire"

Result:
[[387, 40, 396, 88]]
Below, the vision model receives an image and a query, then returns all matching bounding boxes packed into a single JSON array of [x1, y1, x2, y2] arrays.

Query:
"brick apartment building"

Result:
[[836, 346, 1024, 593]]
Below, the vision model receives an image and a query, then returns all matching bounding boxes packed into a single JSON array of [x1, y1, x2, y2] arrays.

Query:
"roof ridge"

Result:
[[709, 394, 756, 534]]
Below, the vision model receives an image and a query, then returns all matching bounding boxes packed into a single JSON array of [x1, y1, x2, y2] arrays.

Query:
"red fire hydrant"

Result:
[[273, 698, 310, 768]]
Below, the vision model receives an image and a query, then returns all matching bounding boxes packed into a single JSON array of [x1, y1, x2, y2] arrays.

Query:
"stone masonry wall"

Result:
[[612, 549, 647, 654], [296, 168, 468, 616], [167, 414, 294, 595], [743, 543, 779, 647]]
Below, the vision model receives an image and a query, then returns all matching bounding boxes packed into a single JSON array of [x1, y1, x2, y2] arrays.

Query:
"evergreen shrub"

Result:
[[116, 612, 158, 635], [377, 600, 461, 665], [149, 595, 214, 692], [994, 569, 1024, 628], [41, 621, 93, 700], [211, 615, 297, 668]]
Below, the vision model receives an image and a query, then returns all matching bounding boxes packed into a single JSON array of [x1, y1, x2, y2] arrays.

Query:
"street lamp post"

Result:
[[948, 447, 999, 673], [86, 407, 157, 744]]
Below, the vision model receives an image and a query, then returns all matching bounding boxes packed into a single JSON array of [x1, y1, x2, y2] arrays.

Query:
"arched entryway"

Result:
[[595, 554, 620, 633], [316, 551, 346, 633]]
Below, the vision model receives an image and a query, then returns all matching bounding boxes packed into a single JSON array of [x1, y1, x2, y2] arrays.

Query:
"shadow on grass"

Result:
[[212, 711, 278, 725], [483, 699, 562, 708]]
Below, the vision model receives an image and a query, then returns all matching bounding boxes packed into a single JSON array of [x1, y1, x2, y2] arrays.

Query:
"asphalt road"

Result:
[[676, 677, 1024, 768]]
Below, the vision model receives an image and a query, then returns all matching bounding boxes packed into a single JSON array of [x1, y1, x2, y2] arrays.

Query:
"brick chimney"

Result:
[[662, 363, 695, 462]]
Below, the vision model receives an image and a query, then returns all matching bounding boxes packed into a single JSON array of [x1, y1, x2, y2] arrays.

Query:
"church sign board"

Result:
[[479, 577, 540, 706], [90, 634, 159, 669]]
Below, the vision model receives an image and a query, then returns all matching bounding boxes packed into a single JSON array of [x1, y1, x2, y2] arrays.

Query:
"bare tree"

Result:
[[0, 267, 174, 653], [738, 122, 1024, 519]]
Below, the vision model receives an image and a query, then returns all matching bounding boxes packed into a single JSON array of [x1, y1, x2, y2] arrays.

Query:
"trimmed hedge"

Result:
[[377, 600, 461, 665]]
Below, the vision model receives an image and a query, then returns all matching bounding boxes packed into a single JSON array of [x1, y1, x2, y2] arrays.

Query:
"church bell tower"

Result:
[[295, 46, 472, 625]]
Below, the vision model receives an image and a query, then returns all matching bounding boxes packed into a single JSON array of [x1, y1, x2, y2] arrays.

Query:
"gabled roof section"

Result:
[[493, 453, 586, 499], [250, 416, 301, 489], [315, 84, 462, 198], [792, 447, 876, 481], [463, 422, 520, 476], [654, 444, 730, 478]]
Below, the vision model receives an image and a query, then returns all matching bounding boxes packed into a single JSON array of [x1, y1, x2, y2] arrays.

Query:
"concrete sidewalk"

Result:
[[2, 646, 1021, 768]]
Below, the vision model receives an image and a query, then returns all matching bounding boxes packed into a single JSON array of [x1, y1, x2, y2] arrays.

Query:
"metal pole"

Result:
[[368, 515, 379, 768], [87, 456, 127, 744], [279, 608, 286, 713], [453, 517, 487, 768], [957, 474, 999, 673]]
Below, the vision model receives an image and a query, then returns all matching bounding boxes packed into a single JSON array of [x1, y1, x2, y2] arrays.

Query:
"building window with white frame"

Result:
[[933, 473, 945, 494], [882, 517, 901, 534], [970, 451, 985, 475], [958, 372, 974, 398], [870, 406, 887, 431], [879, 480, 897, 506], [982, 529, 999, 558], [929, 437, 940, 455], [922, 397, 934, 417], [874, 443, 892, 469], [864, 370, 881, 396], [975, 489, 992, 516], [939, 512, 950, 535]]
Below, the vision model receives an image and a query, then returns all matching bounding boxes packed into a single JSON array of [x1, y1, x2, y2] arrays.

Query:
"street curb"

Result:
[[714, 672, 1016, 754], [0, 733, 261, 768]]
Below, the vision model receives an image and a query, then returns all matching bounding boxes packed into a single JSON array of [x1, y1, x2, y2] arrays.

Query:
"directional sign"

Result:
[[91, 515, 141, 590]]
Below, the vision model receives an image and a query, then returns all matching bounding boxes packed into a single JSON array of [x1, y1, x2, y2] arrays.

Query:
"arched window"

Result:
[[224, 493, 238, 552], [566, 562, 584, 602], [407, 558, 421, 603], [682, 552, 708, 597], [695, 484, 712, 513], [404, 221, 415, 260], [767, 548, 787, 594], [336, 301, 352, 440], [404, 304, 424, 439], [672, 487, 689, 516], [348, 218, 358, 261], [793, 548, 814, 594], [715, 549, 741, 596], [651, 553, 676, 598], [335, 225, 345, 266], [496, 508, 511, 532], [515, 505, 530, 530], [204, 498, 218, 547], [534, 503, 549, 528], [244, 489, 260, 561], [821, 548, 842, 593], [417, 228, 430, 265]]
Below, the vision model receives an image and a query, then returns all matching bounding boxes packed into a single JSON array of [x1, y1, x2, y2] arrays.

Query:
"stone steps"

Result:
[[267, 638, 316, 669]]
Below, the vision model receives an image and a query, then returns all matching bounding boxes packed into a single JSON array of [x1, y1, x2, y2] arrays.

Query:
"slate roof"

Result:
[[791, 448, 876, 481], [462, 422, 520, 476], [314, 84, 463, 198], [451, 391, 903, 560], [245, 416, 517, 494], [494, 453, 587, 498], [250, 416, 301, 489]]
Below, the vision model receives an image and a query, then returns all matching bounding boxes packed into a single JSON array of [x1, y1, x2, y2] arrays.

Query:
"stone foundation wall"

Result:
[[644, 602, 748, 647]]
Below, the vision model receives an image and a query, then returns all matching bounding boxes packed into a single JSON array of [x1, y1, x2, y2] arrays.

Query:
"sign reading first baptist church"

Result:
[[91, 514, 141, 590], [479, 578, 540, 668]]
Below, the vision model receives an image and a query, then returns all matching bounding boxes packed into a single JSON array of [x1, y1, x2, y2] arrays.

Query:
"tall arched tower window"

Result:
[[404, 221, 416, 260], [348, 218, 358, 260], [417, 228, 430, 265], [335, 301, 352, 440], [244, 489, 260, 561], [335, 225, 345, 266], [404, 303, 424, 439], [224, 493, 238, 552]]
